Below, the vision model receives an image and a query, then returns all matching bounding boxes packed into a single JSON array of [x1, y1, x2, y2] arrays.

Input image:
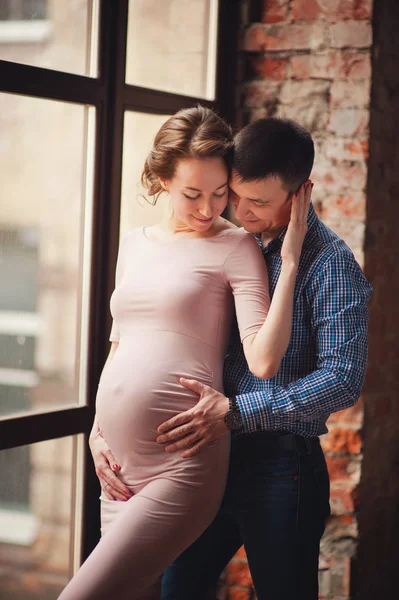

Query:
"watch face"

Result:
[[225, 410, 242, 431]]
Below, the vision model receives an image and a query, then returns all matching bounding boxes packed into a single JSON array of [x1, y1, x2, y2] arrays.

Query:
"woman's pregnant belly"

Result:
[[96, 331, 222, 478]]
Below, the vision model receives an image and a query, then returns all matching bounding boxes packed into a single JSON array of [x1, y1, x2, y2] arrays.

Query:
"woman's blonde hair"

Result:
[[141, 105, 233, 204]]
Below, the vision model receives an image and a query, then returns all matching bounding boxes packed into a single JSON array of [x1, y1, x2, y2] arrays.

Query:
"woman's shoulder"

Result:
[[213, 218, 247, 240], [213, 224, 263, 269], [120, 226, 143, 244], [117, 227, 144, 257], [215, 221, 257, 246]]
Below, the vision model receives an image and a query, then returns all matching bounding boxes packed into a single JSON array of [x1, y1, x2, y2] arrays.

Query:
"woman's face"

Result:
[[161, 157, 229, 232]]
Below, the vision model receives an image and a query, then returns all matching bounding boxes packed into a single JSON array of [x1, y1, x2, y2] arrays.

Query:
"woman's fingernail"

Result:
[[112, 464, 120, 471]]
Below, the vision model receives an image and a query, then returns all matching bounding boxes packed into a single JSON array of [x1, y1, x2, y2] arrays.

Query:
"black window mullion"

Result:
[[0, 60, 105, 105], [87, 0, 128, 408], [215, 0, 241, 126], [122, 84, 214, 114], [0, 406, 92, 450], [81, 0, 130, 561]]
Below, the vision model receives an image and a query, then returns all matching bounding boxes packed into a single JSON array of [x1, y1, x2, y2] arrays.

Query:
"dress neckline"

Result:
[[141, 225, 236, 245]]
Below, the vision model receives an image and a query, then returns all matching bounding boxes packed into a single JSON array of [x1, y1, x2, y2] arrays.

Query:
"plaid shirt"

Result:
[[223, 204, 373, 438]]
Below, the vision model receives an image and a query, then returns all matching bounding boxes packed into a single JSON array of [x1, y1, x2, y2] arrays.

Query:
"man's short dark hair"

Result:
[[233, 118, 315, 194]]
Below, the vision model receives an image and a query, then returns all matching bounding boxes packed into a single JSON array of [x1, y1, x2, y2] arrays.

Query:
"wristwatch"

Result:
[[224, 396, 243, 431]]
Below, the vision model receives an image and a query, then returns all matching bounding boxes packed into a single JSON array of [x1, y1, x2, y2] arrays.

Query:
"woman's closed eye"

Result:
[[183, 189, 227, 200], [183, 193, 200, 200]]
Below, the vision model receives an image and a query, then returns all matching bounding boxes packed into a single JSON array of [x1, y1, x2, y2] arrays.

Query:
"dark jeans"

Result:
[[162, 432, 330, 600]]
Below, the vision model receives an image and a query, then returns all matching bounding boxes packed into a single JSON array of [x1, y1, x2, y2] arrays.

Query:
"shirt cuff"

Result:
[[236, 391, 274, 434]]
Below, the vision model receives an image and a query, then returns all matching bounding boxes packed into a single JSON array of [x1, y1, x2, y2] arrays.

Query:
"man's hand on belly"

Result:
[[156, 378, 229, 457]]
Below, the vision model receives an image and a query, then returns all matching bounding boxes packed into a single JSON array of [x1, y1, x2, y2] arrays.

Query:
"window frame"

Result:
[[0, 0, 240, 561]]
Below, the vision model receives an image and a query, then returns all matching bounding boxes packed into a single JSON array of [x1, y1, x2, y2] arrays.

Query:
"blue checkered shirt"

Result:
[[223, 204, 372, 438]]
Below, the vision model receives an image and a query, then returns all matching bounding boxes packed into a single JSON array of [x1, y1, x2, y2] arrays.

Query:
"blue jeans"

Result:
[[162, 433, 330, 600]]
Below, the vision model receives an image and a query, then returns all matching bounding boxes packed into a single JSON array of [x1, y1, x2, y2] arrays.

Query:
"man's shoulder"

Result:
[[301, 216, 362, 280]]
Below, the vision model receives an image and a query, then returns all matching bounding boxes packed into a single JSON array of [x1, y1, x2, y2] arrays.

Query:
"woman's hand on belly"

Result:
[[89, 418, 133, 501], [156, 378, 230, 457]]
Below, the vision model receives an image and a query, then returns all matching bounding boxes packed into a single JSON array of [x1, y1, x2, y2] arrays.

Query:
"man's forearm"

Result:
[[236, 366, 362, 434]]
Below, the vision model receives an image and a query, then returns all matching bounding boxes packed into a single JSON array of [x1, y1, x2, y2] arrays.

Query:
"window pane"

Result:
[[0, 94, 94, 417], [120, 111, 172, 235], [126, 0, 218, 100], [0, 0, 99, 77], [0, 436, 79, 600]]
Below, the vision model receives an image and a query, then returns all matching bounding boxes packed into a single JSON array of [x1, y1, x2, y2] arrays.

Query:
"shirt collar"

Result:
[[255, 202, 318, 255]]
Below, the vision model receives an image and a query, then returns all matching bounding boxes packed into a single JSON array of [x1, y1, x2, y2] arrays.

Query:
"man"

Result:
[[90, 118, 372, 599]]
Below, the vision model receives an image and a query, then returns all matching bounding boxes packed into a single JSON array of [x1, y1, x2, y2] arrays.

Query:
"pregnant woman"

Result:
[[58, 106, 311, 600]]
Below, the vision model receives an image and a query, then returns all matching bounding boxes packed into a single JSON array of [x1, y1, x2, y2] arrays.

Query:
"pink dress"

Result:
[[58, 226, 270, 600]]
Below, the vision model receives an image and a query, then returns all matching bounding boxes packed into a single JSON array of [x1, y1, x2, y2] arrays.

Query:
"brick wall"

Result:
[[219, 1, 374, 598]]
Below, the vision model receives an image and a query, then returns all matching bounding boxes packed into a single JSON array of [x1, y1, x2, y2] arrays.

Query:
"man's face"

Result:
[[229, 171, 292, 237]]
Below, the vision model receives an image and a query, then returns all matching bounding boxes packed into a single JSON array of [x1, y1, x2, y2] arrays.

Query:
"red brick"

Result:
[[226, 561, 253, 588], [312, 162, 367, 194], [354, 0, 373, 19], [243, 23, 326, 52], [322, 428, 362, 454], [243, 25, 269, 52], [280, 79, 330, 103], [341, 51, 372, 79], [278, 94, 329, 132], [318, 568, 332, 599], [322, 513, 358, 547], [330, 79, 371, 107], [291, 50, 371, 81], [226, 588, 255, 600], [330, 20, 372, 49], [325, 456, 361, 484], [324, 137, 369, 162], [330, 486, 357, 514], [321, 217, 365, 263], [292, 0, 373, 20], [292, 0, 321, 19], [330, 556, 351, 596], [324, 192, 368, 222], [319, 553, 332, 570], [250, 57, 288, 80], [278, 98, 329, 132], [340, 165, 368, 191], [243, 81, 280, 109], [290, 52, 342, 80], [234, 546, 247, 560], [262, 0, 289, 23], [248, 107, 269, 122], [325, 399, 364, 427], [328, 107, 369, 136]]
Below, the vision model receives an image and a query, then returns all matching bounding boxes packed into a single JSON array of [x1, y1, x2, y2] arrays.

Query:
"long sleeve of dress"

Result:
[[223, 233, 271, 342]]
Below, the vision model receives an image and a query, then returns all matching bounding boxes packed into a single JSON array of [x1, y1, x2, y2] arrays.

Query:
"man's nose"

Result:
[[233, 198, 249, 220]]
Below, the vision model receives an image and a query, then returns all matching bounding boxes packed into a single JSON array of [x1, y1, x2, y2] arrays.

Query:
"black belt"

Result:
[[231, 431, 319, 456]]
